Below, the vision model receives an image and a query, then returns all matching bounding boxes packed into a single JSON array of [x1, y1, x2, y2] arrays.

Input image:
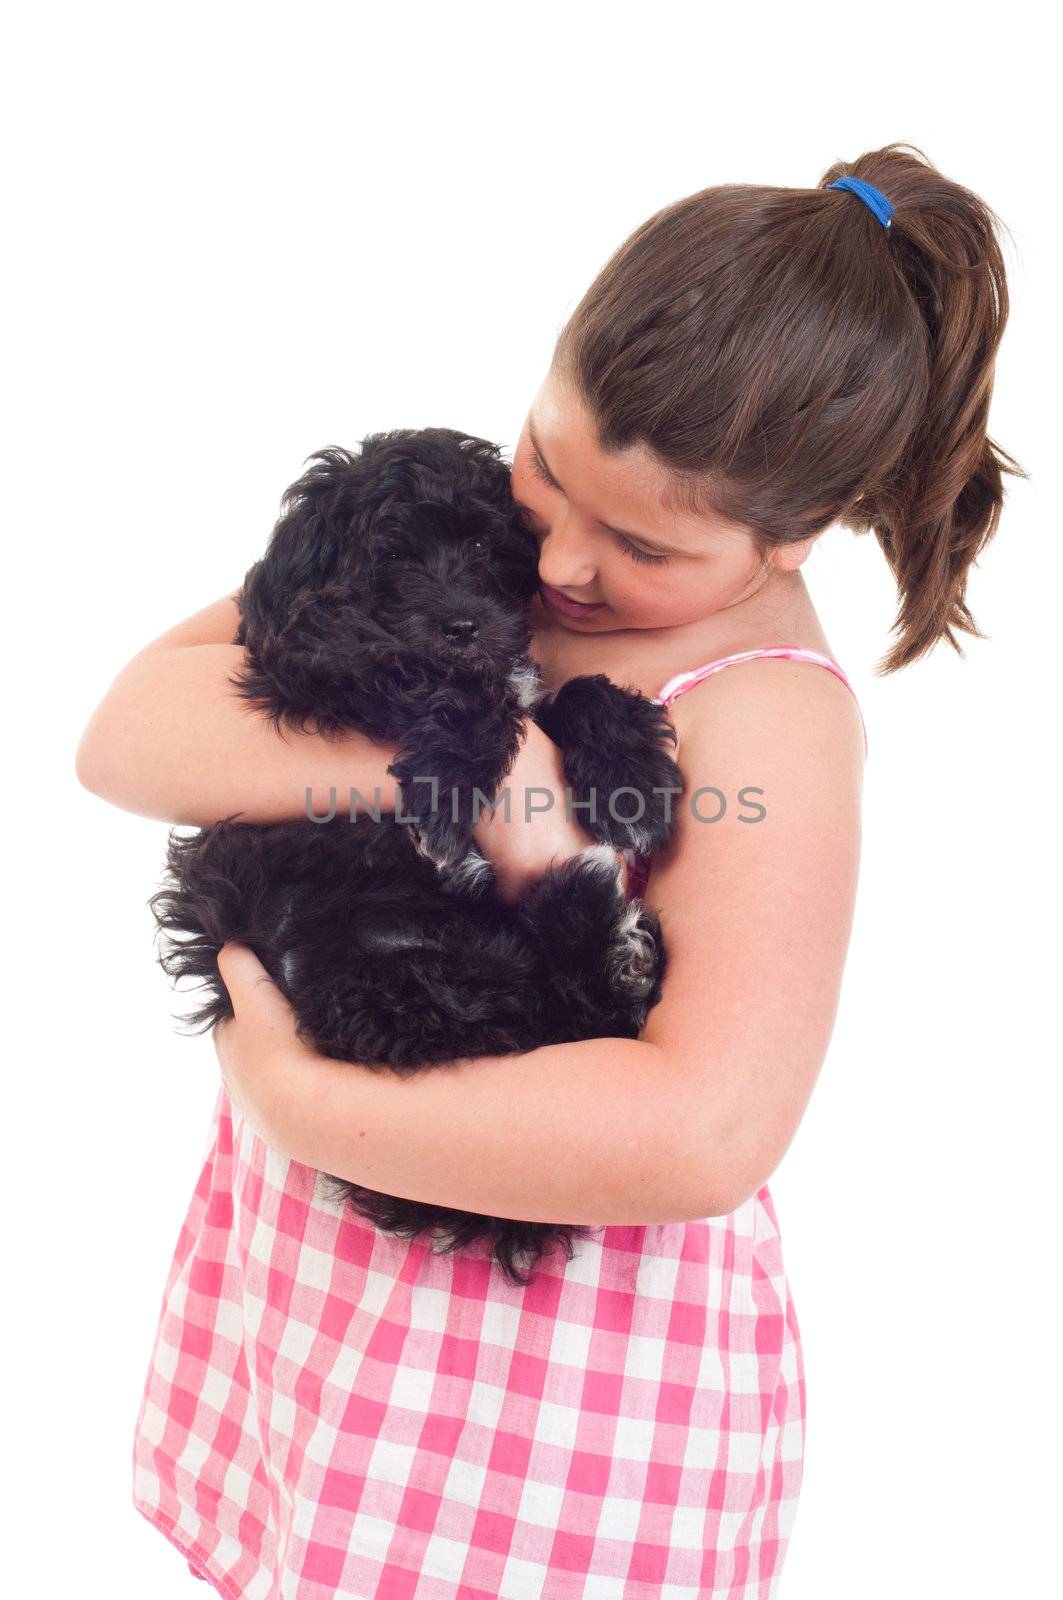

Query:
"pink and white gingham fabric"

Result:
[[132, 647, 864, 1598]]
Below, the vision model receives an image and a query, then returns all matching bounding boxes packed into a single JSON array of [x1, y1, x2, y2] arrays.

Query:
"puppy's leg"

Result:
[[533, 676, 684, 855], [389, 702, 525, 872], [514, 843, 666, 1038]]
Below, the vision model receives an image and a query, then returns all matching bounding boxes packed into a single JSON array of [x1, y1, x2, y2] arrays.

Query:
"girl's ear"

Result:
[[772, 534, 821, 573]]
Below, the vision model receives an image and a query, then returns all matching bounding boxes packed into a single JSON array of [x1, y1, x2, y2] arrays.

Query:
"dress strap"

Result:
[[653, 646, 868, 757]]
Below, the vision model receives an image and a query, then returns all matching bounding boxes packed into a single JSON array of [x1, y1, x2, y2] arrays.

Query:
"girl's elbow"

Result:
[[682, 1173, 758, 1222], [75, 717, 162, 817], [703, 1177, 764, 1219], [75, 721, 111, 796], [701, 1133, 793, 1218], [677, 1117, 776, 1220]]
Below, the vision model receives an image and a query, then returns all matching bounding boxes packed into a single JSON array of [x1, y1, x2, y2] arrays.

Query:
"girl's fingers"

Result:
[[217, 942, 261, 1012], [217, 942, 294, 1035]]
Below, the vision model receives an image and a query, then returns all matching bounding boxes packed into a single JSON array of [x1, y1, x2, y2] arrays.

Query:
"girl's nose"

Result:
[[536, 513, 599, 591]]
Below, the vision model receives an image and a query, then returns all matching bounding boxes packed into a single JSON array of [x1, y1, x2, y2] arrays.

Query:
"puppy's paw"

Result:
[[515, 842, 665, 1017], [435, 842, 497, 899], [581, 844, 663, 1007], [402, 814, 469, 874], [604, 892, 661, 1004], [533, 675, 684, 855]]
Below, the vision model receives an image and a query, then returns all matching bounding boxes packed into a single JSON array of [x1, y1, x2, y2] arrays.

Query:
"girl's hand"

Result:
[[214, 942, 319, 1146]]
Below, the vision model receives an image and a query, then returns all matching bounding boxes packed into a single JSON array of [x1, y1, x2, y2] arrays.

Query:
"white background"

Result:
[[7, 3, 1058, 1596]]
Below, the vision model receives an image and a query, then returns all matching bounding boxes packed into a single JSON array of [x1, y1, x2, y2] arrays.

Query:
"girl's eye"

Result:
[[529, 445, 668, 566], [618, 536, 669, 567]]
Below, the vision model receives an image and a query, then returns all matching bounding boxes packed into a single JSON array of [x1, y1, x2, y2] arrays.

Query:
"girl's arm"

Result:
[[74, 592, 404, 827], [74, 593, 598, 899], [219, 660, 866, 1225]]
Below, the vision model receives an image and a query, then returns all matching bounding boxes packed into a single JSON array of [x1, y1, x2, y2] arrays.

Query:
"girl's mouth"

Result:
[[539, 581, 605, 617]]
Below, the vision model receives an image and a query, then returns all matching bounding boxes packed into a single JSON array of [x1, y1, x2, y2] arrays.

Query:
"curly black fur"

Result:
[[150, 427, 684, 1286]]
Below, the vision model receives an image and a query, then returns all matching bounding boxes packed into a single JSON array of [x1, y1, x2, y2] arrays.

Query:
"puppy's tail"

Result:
[[148, 818, 282, 1035]]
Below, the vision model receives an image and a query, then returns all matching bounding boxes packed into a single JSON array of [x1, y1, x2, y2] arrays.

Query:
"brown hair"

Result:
[[552, 143, 1026, 675]]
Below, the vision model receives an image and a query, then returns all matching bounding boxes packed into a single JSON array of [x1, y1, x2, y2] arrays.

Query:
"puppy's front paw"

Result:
[[401, 810, 469, 874], [533, 675, 684, 855]]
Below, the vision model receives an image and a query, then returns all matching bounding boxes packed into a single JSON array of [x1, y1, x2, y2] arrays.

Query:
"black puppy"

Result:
[[151, 428, 685, 1285]]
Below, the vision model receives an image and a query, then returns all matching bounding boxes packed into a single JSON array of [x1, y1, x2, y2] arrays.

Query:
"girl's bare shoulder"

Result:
[[663, 650, 866, 781]]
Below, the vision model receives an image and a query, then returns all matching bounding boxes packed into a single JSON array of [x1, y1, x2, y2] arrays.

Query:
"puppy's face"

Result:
[[357, 483, 538, 679], [251, 428, 543, 681]]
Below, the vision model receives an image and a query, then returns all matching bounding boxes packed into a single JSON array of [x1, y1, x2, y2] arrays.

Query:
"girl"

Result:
[[79, 143, 1020, 1597]]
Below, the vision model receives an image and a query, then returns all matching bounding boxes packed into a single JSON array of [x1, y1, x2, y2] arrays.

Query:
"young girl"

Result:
[[79, 143, 1020, 1598]]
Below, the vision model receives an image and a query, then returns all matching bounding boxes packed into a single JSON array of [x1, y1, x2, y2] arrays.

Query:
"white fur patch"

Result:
[[439, 844, 495, 895], [605, 901, 658, 998], [404, 820, 453, 872], [508, 661, 547, 711], [580, 841, 628, 885], [617, 820, 659, 856], [569, 846, 658, 998], [404, 822, 494, 892]]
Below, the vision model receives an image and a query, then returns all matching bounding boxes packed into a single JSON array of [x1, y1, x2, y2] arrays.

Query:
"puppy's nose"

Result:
[[442, 618, 480, 645]]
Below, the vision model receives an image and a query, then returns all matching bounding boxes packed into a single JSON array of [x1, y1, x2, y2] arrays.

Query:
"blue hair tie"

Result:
[[827, 176, 893, 231]]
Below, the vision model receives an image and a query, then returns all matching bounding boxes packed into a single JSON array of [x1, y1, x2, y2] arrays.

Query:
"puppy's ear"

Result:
[[231, 582, 397, 739], [236, 447, 369, 644]]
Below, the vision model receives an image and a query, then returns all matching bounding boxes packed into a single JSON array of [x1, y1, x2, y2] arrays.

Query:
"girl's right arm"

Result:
[[74, 592, 405, 827], [74, 592, 598, 900]]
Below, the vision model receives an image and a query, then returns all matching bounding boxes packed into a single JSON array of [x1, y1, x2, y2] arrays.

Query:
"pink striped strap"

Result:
[[653, 646, 868, 757]]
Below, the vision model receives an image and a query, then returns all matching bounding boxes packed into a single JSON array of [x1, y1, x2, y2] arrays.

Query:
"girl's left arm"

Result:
[[216, 662, 864, 1227], [216, 960, 689, 1225]]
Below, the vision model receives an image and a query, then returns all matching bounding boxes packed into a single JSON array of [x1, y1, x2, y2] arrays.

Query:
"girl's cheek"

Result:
[[510, 456, 540, 512], [512, 483, 550, 546]]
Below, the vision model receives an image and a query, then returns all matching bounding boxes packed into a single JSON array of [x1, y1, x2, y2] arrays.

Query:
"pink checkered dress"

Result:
[[132, 646, 866, 1598]]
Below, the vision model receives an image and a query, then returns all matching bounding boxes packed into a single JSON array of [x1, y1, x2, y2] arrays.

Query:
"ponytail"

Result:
[[553, 142, 1026, 674], [825, 145, 1027, 673]]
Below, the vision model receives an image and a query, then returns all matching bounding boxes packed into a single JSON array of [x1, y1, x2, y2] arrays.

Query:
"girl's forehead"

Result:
[[527, 377, 750, 555]]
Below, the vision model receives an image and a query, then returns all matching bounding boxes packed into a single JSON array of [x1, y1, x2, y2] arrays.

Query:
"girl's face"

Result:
[[510, 368, 781, 633]]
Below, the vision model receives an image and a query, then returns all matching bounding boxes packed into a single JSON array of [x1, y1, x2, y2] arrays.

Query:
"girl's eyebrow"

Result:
[[527, 419, 690, 556]]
